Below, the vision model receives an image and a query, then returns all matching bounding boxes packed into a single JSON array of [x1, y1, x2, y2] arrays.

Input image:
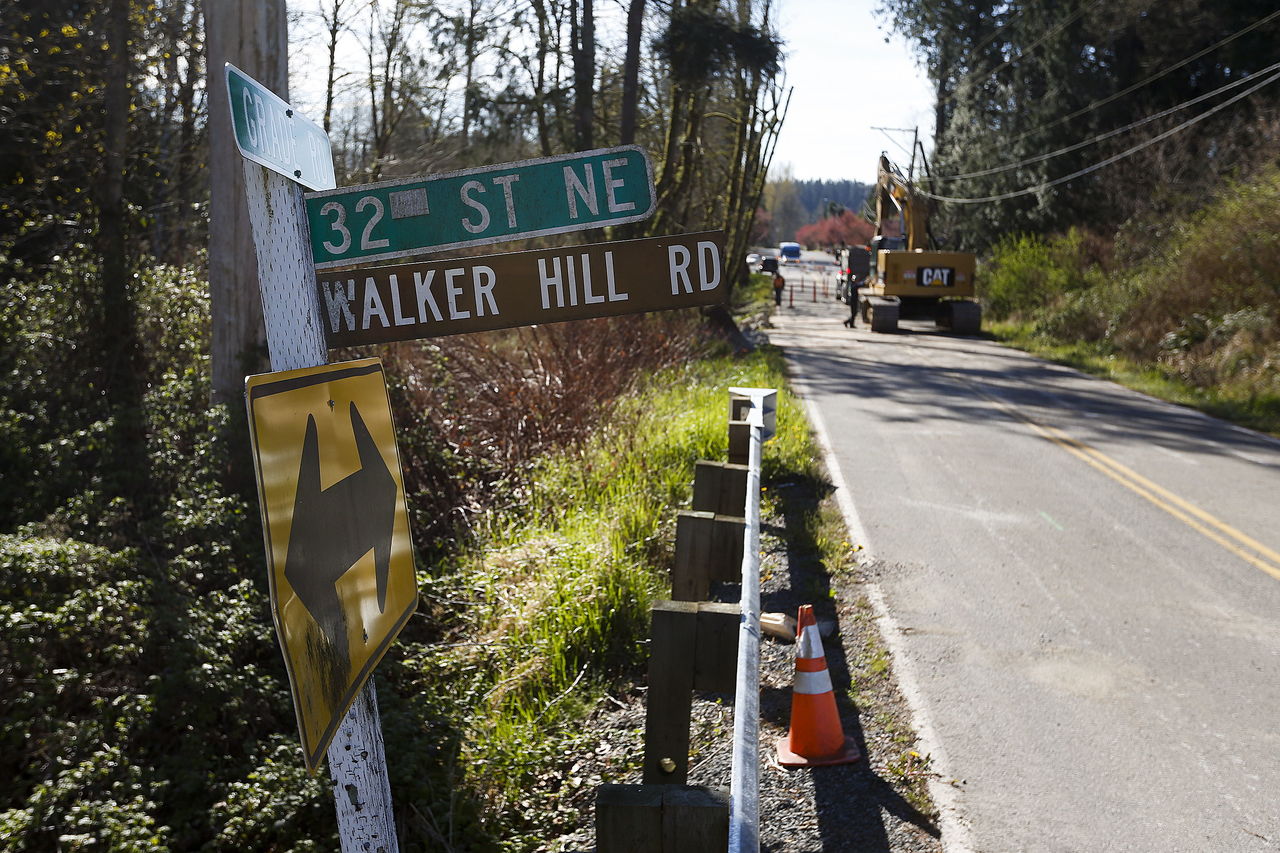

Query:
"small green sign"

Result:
[[304, 147, 656, 270], [225, 63, 335, 192]]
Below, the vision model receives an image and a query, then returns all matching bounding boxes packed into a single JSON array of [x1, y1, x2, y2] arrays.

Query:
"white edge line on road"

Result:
[[791, 373, 978, 853]]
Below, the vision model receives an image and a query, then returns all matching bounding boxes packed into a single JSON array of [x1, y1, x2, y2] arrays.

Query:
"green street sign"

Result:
[[225, 63, 335, 192], [304, 146, 656, 270]]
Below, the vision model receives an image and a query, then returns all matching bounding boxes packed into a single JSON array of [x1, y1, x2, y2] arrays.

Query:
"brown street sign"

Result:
[[315, 231, 727, 348]]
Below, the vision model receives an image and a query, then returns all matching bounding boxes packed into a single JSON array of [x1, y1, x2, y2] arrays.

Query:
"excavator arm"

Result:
[[875, 154, 931, 251]]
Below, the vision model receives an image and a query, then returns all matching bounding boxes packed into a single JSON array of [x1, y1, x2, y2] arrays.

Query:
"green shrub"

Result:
[[979, 228, 1101, 322], [0, 234, 821, 851], [1, 743, 168, 853], [208, 738, 332, 853], [984, 168, 1280, 427], [0, 251, 216, 534], [0, 536, 159, 851], [0, 252, 112, 529], [1114, 166, 1280, 359]]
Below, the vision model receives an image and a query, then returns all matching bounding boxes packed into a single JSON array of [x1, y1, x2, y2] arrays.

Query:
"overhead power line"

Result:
[[876, 127, 916, 160], [938, 0, 1107, 111], [968, 6, 1024, 58], [970, 0, 1104, 89], [1005, 6, 1280, 145], [916, 67, 1280, 204], [926, 59, 1280, 183]]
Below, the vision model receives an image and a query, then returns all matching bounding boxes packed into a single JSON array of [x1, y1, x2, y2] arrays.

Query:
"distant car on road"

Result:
[[746, 252, 761, 267], [779, 242, 802, 262], [759, 256, 779, 273]]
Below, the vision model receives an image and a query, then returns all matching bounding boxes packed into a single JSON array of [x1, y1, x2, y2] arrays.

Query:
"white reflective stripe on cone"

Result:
[[793, 667, 834, 695], [797, 624, 824, 659]]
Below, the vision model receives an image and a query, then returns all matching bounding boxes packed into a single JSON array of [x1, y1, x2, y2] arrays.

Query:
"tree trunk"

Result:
[[619, 0, 645, 144], [322, 0, 347, 133], [98, 0, 152, 510], [532, 0, 553, 155], [461, 0, 476, 145], [174, 5, 203, 267], [100, 0, 135, 392], [723, 73, 755, 287], [571, 0, 594, 149], [203, 0, 286, 407], [651, 84, 703, 234]]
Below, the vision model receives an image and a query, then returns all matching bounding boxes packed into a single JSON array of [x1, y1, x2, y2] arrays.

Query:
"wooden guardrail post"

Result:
[[728, 391, 756, 471], [727, 420, 750, 465], [672, 511, 714, 601], [663, 786, 731, 852], [597, 785, 664, 851], [597, 784, 730, 853], [643, 602, 740, 784], [694, 602, 740, 694], [643, 601, 697, 784], [709, 515, 744, 583], [672, 511, 744, 598], [692, 460, 749, 516]]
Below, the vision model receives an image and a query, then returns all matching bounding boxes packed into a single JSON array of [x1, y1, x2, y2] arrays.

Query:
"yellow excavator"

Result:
[[856, 154, 980, 334]]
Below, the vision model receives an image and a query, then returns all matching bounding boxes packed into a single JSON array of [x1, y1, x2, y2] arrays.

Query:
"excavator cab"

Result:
[[867, 234, 906, 284]]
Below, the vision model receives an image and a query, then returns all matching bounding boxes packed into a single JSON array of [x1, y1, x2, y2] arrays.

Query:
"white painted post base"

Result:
[[327, 681, 399, 853], [241, 161, 399, 852]]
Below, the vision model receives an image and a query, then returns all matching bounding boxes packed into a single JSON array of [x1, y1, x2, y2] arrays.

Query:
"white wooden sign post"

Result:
[[229, 64, 399, 853]]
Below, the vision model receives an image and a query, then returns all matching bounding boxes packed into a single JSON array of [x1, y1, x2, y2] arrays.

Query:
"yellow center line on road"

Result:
[[1026, 417, 1280, 582], [924, 356, 1280, 582]]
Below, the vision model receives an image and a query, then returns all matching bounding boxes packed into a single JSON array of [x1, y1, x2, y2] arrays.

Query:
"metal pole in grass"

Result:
[[727, 388, 775, 853]]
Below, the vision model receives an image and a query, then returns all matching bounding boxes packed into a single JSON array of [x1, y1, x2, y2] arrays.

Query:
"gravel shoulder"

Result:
[[546, 465, 946, 852]]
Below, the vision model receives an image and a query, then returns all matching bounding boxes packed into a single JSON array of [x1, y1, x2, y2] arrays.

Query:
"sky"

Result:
[[771, 0, 936, 185], [287, 0, 935, 187]]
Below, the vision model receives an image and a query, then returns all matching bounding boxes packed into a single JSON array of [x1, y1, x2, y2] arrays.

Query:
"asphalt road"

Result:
[[767, 267, 1280, 853]]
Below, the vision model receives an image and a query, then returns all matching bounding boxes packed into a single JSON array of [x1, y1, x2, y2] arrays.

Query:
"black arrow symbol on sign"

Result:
[[285, 401, 397, 698]]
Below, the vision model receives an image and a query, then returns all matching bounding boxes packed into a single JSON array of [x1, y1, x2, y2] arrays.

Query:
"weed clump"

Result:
[[978, 166, 1280, 433]]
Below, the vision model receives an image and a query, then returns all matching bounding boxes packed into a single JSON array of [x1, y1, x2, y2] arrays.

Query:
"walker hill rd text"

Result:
[[305, 146, 656, 269], [315, 231, 727, 348]]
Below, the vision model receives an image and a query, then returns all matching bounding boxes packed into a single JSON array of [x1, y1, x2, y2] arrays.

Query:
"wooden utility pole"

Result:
[[203, 0, 286, 407]]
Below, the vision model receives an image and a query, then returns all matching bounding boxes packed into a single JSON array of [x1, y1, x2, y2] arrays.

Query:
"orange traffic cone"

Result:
[[776, 604, 861, 768]]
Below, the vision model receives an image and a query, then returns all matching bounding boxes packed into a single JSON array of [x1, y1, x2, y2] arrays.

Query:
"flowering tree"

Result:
[[795, 210, 876, 250]]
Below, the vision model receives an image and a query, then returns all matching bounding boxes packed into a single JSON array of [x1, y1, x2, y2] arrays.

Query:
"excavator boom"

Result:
[[875, 154, 930, 251]]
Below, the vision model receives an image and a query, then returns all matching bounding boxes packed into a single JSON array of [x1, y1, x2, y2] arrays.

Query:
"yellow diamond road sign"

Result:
[[245, 357, 417, 770]]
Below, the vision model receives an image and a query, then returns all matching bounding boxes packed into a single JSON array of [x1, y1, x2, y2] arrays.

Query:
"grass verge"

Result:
[[425, 336, 941, 847], [988, 320, 1280, 437], [410, 343, 814, 848]]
